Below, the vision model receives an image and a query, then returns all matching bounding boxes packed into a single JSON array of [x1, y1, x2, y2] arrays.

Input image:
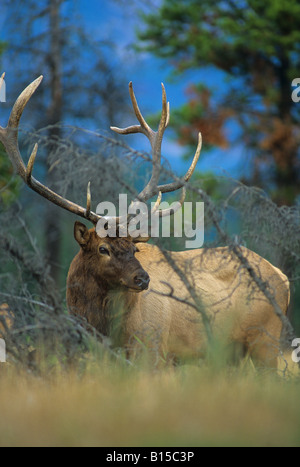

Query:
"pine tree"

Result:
[[138, 0, 300, 204]]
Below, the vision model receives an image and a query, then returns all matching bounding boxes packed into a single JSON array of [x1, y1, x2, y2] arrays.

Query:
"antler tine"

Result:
[[155, 187, 187, 218], [110, 82, 154, 139], [141, 131, 200, 218], [151, 191, 162, 214], [86, 181, 91, 218], [0, 75, 103, 225], [157, 83, 169, 137], [128, 81, 153, 136], [158, 132, 202, 194], [25, 142, 38, 184], [147, 82, 170, 194], [183, 132, 202, 182], [149, 133, 201, 218], [0, 76, 43, 178], [8, 76, 44, 132]]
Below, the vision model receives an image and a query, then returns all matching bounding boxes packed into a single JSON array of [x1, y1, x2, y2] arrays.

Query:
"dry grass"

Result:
[[0, 358, 299, 447]]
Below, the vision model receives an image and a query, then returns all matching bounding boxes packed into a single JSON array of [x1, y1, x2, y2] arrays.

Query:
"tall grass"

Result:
[[0, 353, 299, 447]]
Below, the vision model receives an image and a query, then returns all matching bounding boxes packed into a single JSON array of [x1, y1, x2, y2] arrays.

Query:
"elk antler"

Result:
[[1, 77, 201, 232], [111, 82, 202, 216], [0, 75, 102, 224]]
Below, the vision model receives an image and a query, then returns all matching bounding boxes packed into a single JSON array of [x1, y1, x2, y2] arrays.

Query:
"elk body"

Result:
[[0, 74, 291, 367], [67, 223, 290, 366]]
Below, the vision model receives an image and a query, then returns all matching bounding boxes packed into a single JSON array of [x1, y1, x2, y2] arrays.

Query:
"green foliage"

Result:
[[138, 0, 300, 203], [0, 143, 21, 207], [0, 43, 6, 57], [139, 0, 300, 77]]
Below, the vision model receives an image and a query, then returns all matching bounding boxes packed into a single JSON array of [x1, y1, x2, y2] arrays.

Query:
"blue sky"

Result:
[[0, 0, 248, 179], [76, 0, 248, 179]]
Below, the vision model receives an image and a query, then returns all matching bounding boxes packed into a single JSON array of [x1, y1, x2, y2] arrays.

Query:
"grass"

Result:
[[0, 355, 300, 447]]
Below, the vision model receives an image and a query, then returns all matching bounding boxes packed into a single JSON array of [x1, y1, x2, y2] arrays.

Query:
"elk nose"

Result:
[[134, 272, 150, 290]]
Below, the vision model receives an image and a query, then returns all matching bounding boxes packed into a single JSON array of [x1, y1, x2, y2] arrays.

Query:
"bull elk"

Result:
[[0, 73, 291, 367]]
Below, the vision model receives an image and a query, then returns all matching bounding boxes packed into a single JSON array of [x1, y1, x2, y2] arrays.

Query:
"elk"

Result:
[[0, 73, 291, 367]]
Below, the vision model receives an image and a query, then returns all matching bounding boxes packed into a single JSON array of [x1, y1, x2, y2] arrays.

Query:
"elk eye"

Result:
[[99, 246, 110, 256]]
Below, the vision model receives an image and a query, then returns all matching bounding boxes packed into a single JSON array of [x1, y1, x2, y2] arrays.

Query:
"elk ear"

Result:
[[74, 221, 90, 247]]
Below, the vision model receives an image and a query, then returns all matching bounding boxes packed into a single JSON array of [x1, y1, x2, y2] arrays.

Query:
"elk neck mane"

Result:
[[67, 249, 140, 337]]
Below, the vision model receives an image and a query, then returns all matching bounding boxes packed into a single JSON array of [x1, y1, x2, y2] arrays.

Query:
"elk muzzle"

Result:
[[133, 270, 150, 290], [120, 268, 150, 292]]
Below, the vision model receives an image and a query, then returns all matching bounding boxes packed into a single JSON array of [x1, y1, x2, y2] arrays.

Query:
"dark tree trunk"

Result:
[[44, 0, 63, 285]]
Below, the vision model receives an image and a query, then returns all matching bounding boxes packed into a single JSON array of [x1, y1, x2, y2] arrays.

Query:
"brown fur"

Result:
[[67, 224, 290, 367]]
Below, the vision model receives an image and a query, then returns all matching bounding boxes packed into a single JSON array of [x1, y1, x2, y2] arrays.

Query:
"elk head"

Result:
[[73, 221, 150, 292]]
